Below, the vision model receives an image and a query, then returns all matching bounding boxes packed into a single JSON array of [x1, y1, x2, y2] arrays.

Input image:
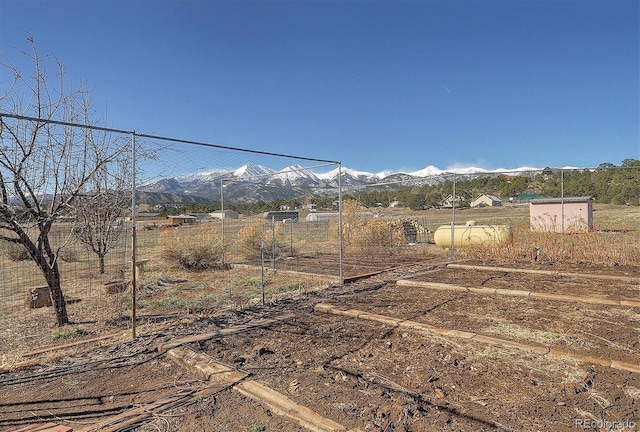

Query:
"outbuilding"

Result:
[[471, 194, 502, 208], [440, 194, 465, 208], [305, 212, 338, 222], [263, 210, 299, 222], [209, 210, 239, 220], [167, 214, 198, 225], [529, 196, 593, 233]]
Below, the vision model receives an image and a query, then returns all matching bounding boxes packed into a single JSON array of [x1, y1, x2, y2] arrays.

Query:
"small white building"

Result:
[[529, 196, 593, 233], [305, 212, 339, 222], [209, 210, 239, 220], [471, 194, 502, 208]]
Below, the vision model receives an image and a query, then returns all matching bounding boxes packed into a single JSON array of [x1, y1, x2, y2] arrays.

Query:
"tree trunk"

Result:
[[36, 249, 69, 326], [49, 281, 69, 327], [99, 254, 106, 274]]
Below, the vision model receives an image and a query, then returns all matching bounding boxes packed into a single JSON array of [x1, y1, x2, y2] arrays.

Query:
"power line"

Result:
[[0, 112, 132, 135], [0, 112, 340, 165], [137, 132, 340, 165]]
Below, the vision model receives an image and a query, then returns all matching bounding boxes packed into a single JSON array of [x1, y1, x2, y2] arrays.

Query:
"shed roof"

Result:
[[516, 193, 539, 199], [476, 193, 501, 201], [530, 196, 592, 204]]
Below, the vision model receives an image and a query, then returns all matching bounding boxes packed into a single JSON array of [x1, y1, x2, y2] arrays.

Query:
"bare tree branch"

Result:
[[0, 34, 131, 326]]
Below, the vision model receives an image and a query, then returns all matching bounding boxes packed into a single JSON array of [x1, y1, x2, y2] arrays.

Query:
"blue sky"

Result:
[[1, 0, 638, 175]]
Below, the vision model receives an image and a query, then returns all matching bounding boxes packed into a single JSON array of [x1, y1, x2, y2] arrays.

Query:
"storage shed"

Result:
[[529, 196, 593, 233], [471, 194, 502, 208], [167, 214, 198, 225], [263, 210, 299, 222], [305, 212, 338, 222], [209, 210, 239, 220]]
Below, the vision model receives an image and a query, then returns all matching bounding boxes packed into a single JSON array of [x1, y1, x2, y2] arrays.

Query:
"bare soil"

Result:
[[1, 258, 639, 432]]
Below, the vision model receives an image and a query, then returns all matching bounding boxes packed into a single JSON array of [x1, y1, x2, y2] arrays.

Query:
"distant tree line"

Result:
[[352, 159, 640, 210]]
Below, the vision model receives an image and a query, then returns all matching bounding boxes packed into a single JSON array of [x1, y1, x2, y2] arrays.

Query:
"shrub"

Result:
[[160, 226, 226, 271], [357, 219, 405, 251], [3, 241, 30, 261], [58, 247, 81, 262], [235, 222, 288, 260], [330, 200, 404, 254]]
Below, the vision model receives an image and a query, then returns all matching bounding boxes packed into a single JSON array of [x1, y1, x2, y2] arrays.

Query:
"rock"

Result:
[[27, 286, 52, 308]]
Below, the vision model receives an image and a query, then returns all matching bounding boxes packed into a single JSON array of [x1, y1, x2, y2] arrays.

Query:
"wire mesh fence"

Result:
[[0, 112, 639, 336]]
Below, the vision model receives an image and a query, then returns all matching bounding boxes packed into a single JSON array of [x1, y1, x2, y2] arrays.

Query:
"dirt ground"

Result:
[[1, 258, 639, 432]]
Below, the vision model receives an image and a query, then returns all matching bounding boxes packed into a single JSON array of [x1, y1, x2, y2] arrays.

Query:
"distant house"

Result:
[[529, 196, 593, 233], [167, 214, 198, 225], [440, 194, 465, 208], [209, 210, 239, 220], [471, 194, 502, 208]]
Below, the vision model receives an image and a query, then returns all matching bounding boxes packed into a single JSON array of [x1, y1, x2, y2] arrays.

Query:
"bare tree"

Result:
[[73, 158, 130, 275], [0, 36, 130, 326]]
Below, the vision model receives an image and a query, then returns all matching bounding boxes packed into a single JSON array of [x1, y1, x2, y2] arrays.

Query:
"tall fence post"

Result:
[[271, 216, 276, 271], [561, 169, 565, 236], [450, 173, 456, 255], [130, 131, 137, 339], [338, 162, 344, 284], [261, 240, 265, 305], [220, 179, 225, 266]]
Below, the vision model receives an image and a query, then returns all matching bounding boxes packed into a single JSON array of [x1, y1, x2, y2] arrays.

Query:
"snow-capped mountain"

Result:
[[316, 166, 380, 182], [233, 164, 274, 178], [139, 163, 545, 203], [408, 165, 444, 177], [174, 167, 229, 182], [267, 164, 321, 186]]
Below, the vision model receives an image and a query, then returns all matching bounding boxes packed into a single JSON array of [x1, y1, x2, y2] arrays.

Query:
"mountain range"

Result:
[[138, 164, 546, 204]]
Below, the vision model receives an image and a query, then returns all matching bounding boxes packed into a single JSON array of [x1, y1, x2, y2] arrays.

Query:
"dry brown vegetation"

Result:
[[0, 204, 637, 361], [0, 204, 638, 431], [446, 205, 639, 267], [159, 226, 226, 270]]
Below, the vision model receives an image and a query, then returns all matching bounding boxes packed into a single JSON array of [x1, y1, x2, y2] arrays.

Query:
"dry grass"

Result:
[[459, 212, 639, 267], [466, 344, 587, 385], [341, 203, 639, 266], [0, 259, 336, 368], [481, 322, 582, 347], [0, 204, 636, 338], [233, 221, 294, 260], [159, 225, 226, 270], [624, 386, 640, 399]]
